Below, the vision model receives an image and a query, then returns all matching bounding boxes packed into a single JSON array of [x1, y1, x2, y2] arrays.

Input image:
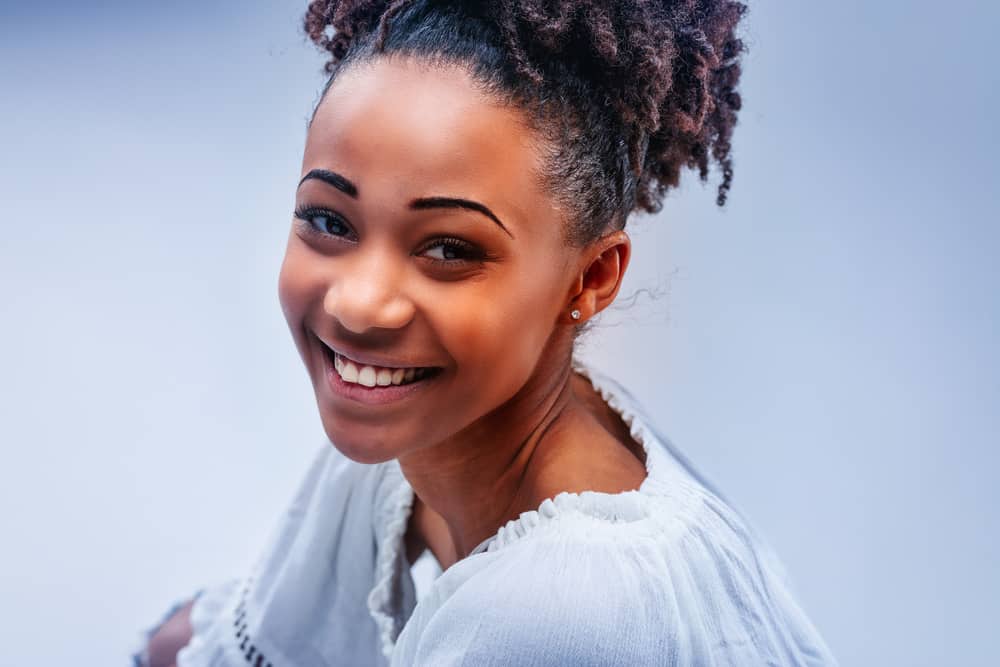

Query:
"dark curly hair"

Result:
[[303, 0, 747, 245]]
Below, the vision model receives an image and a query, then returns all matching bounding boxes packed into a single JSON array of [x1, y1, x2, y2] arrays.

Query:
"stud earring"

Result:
[[570, 309, 581, 320]]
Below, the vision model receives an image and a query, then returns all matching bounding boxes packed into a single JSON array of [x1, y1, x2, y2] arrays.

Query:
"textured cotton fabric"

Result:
[[134, 362, 838, 666]]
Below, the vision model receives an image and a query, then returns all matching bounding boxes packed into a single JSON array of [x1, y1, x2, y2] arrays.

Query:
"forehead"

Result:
[[302, 57, 553, 222]]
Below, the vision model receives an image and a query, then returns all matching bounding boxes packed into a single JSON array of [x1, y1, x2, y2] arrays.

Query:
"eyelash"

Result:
[[294, 206, 354, 240], [416, 236, 487, 264], [293, 206, 488, 265]]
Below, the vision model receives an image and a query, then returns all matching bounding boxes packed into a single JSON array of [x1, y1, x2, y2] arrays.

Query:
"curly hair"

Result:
[[303, 0, 747, 245]]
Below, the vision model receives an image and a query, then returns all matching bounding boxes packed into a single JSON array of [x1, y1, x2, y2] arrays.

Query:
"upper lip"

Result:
[[315, 334, 438, 370]]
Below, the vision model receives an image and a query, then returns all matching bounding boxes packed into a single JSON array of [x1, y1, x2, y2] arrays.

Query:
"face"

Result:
[[278, 56, 582, 463]]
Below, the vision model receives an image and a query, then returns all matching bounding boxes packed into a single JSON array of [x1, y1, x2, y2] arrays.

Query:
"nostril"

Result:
[[380, 297, 416, 328], [323, 283, 414, 333]]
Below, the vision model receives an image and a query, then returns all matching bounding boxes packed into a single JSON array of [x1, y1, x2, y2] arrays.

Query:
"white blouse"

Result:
[[136, 363, 838, 666]]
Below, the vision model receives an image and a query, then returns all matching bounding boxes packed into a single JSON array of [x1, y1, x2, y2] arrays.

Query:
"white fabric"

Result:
[[168, 362, 837, 666]]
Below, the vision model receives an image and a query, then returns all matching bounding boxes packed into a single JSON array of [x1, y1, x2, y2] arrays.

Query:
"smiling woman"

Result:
[[134, 1, 838, 666]]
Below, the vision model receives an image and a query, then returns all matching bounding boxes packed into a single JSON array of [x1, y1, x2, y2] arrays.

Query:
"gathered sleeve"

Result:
[[392, 501, 838, 666], [135, 441, 397, 667]]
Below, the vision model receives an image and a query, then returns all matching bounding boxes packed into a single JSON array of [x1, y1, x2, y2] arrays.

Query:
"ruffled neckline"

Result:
[[468, 360, 670, 555], [367, 358, 672, 658]]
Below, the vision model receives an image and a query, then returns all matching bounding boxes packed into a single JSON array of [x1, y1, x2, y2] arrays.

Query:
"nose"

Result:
[[322, 250, 415, 333]]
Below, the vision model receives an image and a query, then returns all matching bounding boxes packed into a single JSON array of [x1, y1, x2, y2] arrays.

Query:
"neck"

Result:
[[397, 352, 579, 563]]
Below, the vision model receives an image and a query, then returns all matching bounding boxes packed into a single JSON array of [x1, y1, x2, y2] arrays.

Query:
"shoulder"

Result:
[[255, 440, 410, 571], [396, 534, 667, 666], [395, 490, 838, 666], [172, 447, 409, 666], [284, 440, 405, 520]]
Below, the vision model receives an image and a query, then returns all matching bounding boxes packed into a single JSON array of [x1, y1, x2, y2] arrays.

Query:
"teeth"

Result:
[[333, 351, 431, 388], [357, 365, 377, 387], [340, 358, 359, 383]]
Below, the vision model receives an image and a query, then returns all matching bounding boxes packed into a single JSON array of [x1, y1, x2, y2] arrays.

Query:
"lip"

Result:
[[315, 334, 436, 370], [316, 336, 440, 406]]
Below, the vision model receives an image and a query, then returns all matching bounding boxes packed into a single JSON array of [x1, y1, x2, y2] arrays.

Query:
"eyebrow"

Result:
[[298, 168, 514, 239], [298, 169, 358, 197], [409, 196, 513, 238]]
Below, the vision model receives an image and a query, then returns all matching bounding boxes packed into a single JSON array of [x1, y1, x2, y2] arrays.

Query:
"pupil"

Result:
[[321, 217, 342, 235]]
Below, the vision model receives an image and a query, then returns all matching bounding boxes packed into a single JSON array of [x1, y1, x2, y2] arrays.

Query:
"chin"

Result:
[[320, 419, 402, 465]]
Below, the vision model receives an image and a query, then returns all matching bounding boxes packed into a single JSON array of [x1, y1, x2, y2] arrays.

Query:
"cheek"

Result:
[[277, 250, 303, 321], [277, 238, 322, 349], [429, 261, 564, 379]]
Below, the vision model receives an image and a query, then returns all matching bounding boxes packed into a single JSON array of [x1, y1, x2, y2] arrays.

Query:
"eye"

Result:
[[418, 238, 486, 263], [294, 206, 353, 239]]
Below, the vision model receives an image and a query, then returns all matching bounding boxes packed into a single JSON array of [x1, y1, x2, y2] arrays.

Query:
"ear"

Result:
[[562, 230, 631, 324]]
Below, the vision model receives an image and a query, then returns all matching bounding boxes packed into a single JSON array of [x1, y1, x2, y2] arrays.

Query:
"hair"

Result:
[[303, 0, 747, 246]]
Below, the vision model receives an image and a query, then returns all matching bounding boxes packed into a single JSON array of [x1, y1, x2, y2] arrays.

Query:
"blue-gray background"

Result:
[[1, 1, 997, 664]]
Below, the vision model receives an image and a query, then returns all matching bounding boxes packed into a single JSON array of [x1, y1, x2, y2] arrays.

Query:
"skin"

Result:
[[145, 598, 195, 667], [148, 54, 648, 662], [277, 55, 646, 567]]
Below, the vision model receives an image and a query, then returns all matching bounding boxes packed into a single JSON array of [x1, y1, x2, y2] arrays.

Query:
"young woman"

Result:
[[136, 1, 838, 664]]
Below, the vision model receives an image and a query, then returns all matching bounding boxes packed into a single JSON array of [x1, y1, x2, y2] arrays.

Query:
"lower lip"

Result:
[[321, 346, 436, 406]]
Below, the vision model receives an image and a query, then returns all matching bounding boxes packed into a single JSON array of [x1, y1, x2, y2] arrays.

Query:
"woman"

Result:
[[136, 0, 838, 665]]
